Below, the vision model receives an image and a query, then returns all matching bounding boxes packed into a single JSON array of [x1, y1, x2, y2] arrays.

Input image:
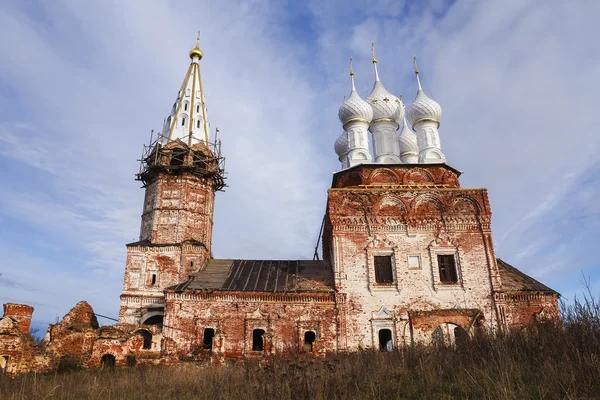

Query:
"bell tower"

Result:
[[118, 35, 226, 326]]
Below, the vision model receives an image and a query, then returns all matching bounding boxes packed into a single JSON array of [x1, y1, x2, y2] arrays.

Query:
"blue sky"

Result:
[[0, 0, 598, 331]]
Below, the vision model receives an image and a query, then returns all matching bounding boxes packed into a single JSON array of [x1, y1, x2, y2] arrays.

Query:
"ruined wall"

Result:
[[496, 292, 560, 330], [119, 242, 209, 325], [163, 291, 339, 358], [324, 165, 500, 348]]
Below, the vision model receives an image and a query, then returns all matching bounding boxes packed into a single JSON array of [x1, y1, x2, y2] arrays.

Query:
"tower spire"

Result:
[[413, 55, 423, 91], [371, 42, 380, 82], [163, 34, 210, 145]]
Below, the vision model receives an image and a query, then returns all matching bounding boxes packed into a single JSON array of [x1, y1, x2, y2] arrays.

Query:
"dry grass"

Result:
[[2, 296, 600, 399]]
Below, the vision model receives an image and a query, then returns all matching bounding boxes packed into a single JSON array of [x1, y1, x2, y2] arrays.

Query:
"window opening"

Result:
[[170, 150, 185, 167], [143, 315, 163, 326], [374, 255, 394, 283], [438, 254, 458, 283], [196, 104, 200, 112], [304, 331, 316, 352], [181, 117, 186, 126], [203, 328, 215, 351], [184, 102, 188, 111], [378, 329, 393, 352], [137, 330, 152, 349], [0, 355, 8, 371], [252, 329, 265, 351], [101, 354, 116, 368], [126, 356, 137, 367], [197, 120, 201, 128], [151, 274, 156, 285]]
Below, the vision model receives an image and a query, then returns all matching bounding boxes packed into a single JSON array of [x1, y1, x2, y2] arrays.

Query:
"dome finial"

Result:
[[413, 55, 422, 91], [349, 56, 356, 91], [371, 42, 380, 82], [189, 30, 203, 60]]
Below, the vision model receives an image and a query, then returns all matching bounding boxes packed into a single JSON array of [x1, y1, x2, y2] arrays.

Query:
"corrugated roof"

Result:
[[496, 258, 558, 295], [168, 259, 334, 293]]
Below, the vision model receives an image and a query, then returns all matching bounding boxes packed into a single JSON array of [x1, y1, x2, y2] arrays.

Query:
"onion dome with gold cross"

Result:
[[406, 57, 442, 128], [366, 43, 403, 125], [338, 57, 373, 128]]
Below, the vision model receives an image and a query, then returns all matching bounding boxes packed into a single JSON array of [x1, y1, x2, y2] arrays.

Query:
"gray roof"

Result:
[[167, 259, 334, 293], [496, 258, 558, 295]]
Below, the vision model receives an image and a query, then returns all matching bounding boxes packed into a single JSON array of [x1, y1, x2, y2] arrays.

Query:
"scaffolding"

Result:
[[136, 129, 227, 191]]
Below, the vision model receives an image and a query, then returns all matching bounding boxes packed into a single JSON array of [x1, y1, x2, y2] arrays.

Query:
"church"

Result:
[[0, 38, 559, 374]]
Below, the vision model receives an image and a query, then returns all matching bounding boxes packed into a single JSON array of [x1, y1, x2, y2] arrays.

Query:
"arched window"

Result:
[[197, 120, 201, 128], [101, 354, 116, 368], [378, 329, 393, 352], [143, 315, 163, 326], [181, 116, 186, 127], [184, 102, 188, 111], [136, 330, 152, 350], [203, 328, 215, 351], [304, 331, 316, 352], [0, 355, 8, 371], [196, 104, 200, 112], [252, 329, 265, 351], [151, 274, 156, 285]]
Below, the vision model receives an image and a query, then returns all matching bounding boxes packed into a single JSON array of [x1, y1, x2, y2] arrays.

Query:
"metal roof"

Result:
[[496, 258, 559, 295], [167, 259, 334, 293]]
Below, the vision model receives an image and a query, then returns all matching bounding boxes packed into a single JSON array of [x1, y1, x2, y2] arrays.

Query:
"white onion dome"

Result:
[[398, 119, 418, 154], [334, 132, 349, 156], [338, 90, 373, 127], [406, 90, 442, 127], [367, 81, 403, 124]]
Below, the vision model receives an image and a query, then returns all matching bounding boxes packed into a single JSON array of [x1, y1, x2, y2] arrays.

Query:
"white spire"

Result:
[[407, 56, 442, 128], [407, 56, 445, 163], [161, 32, 210, 146], [338, 57, 373, 127]]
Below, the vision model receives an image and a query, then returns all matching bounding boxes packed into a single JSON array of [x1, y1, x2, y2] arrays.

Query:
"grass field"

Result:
[[2, 295, 600, 399]]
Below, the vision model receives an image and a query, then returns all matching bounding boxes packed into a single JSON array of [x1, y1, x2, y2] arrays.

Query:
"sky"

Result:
[[0, 0, 599, 331]]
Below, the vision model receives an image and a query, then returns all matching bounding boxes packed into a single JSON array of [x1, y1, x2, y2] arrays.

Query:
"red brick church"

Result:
[[0, 39, 559, 375]]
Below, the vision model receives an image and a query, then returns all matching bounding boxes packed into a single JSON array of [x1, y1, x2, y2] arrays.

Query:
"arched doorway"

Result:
[[432, 323, 468, 347], [101, 354, 116, 368], [378, 329, 393, 352]]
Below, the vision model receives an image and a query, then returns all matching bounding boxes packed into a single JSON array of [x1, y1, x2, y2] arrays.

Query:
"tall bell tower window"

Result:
[[437, 255, 458, 283]]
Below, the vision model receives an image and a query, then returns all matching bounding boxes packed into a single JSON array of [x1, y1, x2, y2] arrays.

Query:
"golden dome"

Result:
[[189, 44, 203, 60]]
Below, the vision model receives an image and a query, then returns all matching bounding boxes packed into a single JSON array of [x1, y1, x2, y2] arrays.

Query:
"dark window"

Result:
[[252, 329, 265, 351], [374, 255, 394, 283], [101, 354, 116, 368], [170, 150, 185, 167], [378, 329, 393, 352], [196, 105, 200, 112], [143, 315, 163, 326], [151, 274, 156, 285], [197, 120, 201, 128], [437, 254, 458, 283], [203, 328, 215, 351], [126, 356, 137, 367], [182, 117, 186, 126], [137, 330, 152, 349], [184, 103, 188, 111], [304, 331, 316, 352], [454, 326, 468, 348]]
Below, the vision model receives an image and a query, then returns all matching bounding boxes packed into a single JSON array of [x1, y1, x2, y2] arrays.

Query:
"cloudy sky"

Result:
[[0, 0, 598, 330]]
